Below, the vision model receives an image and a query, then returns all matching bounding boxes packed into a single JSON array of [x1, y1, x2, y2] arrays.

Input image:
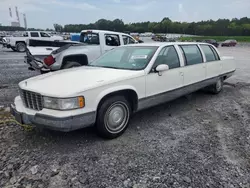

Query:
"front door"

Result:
[[145, 45, 184, 106]]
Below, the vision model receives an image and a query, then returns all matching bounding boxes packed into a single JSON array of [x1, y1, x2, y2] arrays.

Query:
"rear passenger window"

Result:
[[105, 34, 120, 46], [30, 32, 39, 37], [154, 46, 180, 69], [180, 45, 203, 65], [200, 45, 216, 62], [209, 46, 220, 60]]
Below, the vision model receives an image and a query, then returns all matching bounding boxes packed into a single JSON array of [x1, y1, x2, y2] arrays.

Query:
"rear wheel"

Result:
[[208, 78, 223, 94], [96, 96, 131, 139], [16, 42, 26, 52], [62, 61, 81, 69]]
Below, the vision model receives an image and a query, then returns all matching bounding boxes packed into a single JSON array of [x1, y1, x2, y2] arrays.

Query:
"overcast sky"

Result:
[[0, 0, 249, 29]]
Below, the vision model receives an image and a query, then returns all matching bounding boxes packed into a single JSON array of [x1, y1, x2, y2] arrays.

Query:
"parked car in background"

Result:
[[11, 42, 236, 139], [2, 31, 64, 52], [221, 39, 237, 47], [202, 39, 219, 48], [25, 30, 138, 74], [25, 39, 80, 73]]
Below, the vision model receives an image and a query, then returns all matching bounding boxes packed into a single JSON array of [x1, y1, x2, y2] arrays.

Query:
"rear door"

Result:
[[199, 44, 221, 79], [177, 44, 206, 86]]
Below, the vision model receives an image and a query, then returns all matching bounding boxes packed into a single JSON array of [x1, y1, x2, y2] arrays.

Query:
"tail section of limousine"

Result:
[[220, 56, 236, 81]]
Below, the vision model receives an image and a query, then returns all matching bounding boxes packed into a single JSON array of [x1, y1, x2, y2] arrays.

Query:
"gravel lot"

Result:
[[0, 44, 250, 188]]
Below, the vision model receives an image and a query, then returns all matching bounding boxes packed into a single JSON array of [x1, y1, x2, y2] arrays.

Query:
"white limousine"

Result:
[[11, 42, 236, 138]]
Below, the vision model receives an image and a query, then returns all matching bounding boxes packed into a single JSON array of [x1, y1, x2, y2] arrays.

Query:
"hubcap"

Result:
[[18, 45, 25, 52], [104, 102, 129, 134]]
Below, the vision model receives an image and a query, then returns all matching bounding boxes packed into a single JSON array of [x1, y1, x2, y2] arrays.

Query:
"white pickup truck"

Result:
[[25, 30, 139, 73], [11, 42, 236, 139], [2, 31, 63, 52]]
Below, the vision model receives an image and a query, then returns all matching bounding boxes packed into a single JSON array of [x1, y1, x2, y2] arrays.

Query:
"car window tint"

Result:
[[30, 32, 39, 37], [179, 45, 203, 65], [122, 35, 136, 45], [79, 32, 100, 45], [200, 45, 216, 62], [105, 34, 120, 46], [154, 46, 180, 69], [209, 46, 220, 60], [91, 46, 157, 70], [40, 32, 50, 37]]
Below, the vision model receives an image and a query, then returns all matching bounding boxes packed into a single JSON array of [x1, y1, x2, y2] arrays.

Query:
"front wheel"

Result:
[[96, 96, 131, 139]]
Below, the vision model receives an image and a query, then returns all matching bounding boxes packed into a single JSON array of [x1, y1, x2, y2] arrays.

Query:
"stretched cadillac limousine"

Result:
[[11, 42, 236, 139]]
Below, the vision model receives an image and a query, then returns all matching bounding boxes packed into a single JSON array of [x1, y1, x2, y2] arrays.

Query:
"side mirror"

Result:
[[155, 64, 169, 76], [156, 64, 169, 72]]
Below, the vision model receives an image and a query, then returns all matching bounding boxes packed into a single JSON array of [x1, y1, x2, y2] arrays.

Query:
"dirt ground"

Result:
[[0, 44, 250, 188]]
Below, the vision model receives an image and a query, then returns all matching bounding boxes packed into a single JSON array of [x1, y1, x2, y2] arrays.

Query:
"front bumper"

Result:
[[10, 98, 96, 132]]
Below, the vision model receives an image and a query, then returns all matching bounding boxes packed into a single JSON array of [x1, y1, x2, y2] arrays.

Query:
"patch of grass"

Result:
[[180, 36, 250, 42], [0, 111, 33, 131]]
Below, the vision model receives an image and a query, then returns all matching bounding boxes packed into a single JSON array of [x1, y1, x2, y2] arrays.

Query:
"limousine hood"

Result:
[[19, 66, 143, 97]]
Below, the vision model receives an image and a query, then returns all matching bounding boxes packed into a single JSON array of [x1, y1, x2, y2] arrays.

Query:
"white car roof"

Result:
[[124, 42, 213, 47], [81, 29, 130, 36]]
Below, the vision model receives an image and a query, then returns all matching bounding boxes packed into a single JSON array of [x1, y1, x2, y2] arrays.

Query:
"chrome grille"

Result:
[[19, 89, 43, 111]]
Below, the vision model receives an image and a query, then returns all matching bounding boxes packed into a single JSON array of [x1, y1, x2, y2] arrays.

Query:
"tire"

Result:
[[62, 61, 81, 69], [96, 96, 131, 139], [16, 42, 26, 52], [209, 78, 223, 94]]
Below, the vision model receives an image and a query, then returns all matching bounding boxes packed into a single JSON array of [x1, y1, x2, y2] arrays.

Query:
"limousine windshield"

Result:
[[90, 46, 158, 70]]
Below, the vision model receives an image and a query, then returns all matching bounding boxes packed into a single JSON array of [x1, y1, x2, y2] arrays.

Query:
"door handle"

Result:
[[179, 72, 184, 76]]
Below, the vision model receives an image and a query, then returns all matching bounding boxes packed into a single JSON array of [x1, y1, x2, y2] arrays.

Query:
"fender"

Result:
[[94, 85, 139, 110], [61, 54, 88, 67]]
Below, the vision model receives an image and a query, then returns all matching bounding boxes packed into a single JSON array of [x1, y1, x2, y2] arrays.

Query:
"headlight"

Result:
[[43, 96, 84, 110]]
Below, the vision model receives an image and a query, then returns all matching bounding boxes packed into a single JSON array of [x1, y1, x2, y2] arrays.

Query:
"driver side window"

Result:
[[122, 35, 136, 45], [105, 34, 120, 46], [153, 46, 180, 70], [40, 32, 50, 37]]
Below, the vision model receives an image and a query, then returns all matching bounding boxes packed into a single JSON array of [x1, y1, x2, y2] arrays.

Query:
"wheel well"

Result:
[[97, 90, 138, 113], [16, 41, 26, 45], [62, 55, 88, 67]]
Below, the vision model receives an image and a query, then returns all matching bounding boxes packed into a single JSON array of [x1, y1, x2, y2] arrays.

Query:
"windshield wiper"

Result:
[[88, 65, 121, 69]]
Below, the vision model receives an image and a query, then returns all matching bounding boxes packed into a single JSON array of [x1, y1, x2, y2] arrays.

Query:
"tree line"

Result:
[[1, 17, 250, 36], [62, 17, 250, 36]]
